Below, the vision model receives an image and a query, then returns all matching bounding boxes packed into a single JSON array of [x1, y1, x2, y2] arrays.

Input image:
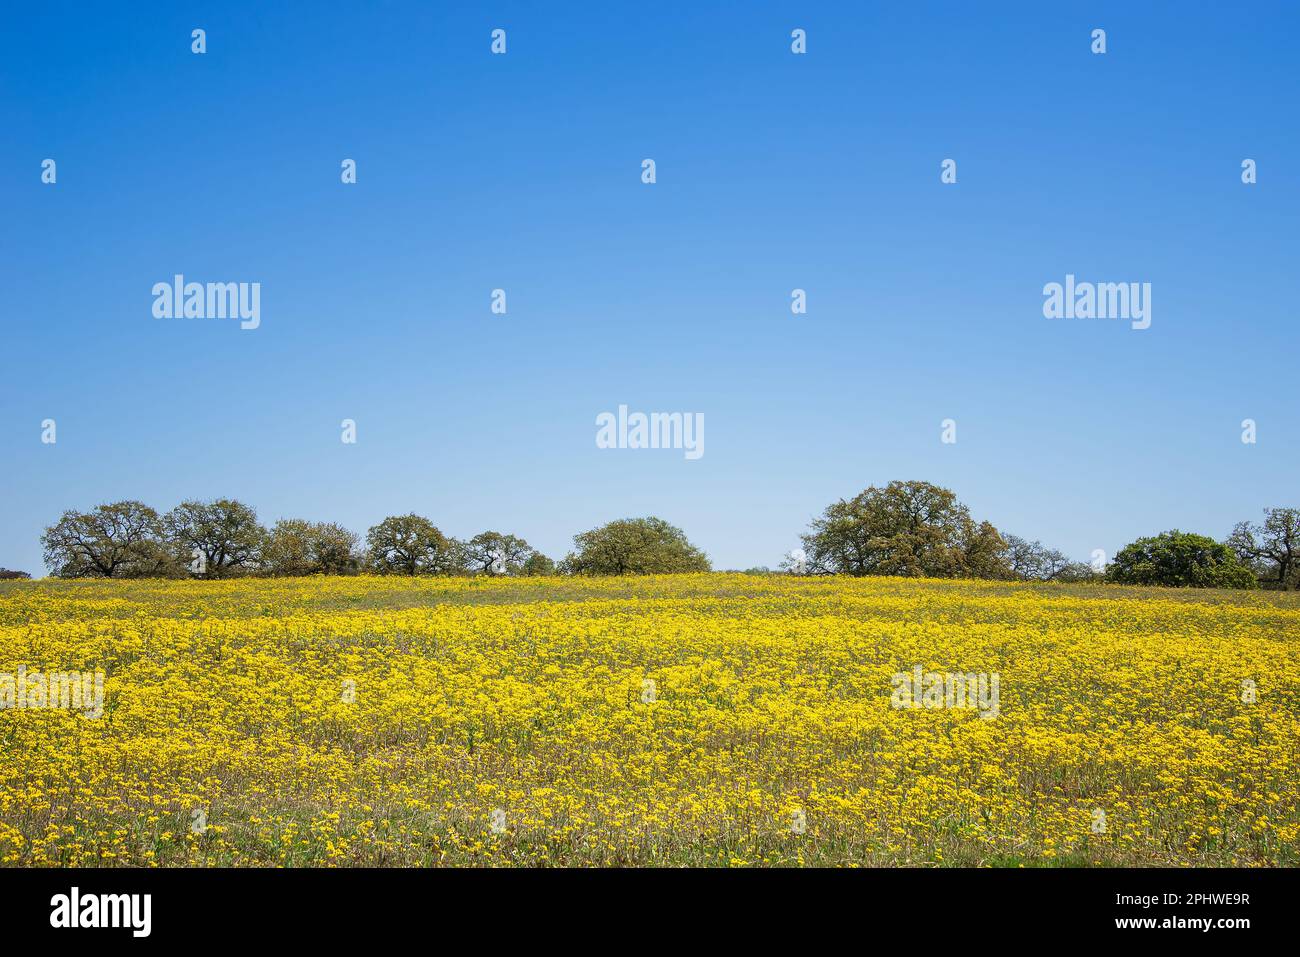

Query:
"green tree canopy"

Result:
[[800, 480, 1010, 578], [42, 500, 175, 578], [263, 520, 361, 576], [520, 551, 557, 576], [1107, 530, 1257, 588], [164, 499, 266, 578], [463, 531, 539, 576], [364, 514, 462, 575], [562, 517, 710, 575], [1228, 507, 1299, 589]]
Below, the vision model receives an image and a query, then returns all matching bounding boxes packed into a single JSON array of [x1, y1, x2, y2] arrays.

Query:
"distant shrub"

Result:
[[801, 481, 1009, 579], [365, 514, 463, 575], [1108, 530, 1257, 589], [561, 517, 710, 575], [263, 520, 361, 576]]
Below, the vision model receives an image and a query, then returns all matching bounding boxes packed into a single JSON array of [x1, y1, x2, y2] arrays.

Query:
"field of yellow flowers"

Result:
[[0, 574, 1296, 867]]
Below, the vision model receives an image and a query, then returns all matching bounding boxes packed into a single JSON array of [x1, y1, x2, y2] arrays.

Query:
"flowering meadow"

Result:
[[0, 574, 1296, 867]]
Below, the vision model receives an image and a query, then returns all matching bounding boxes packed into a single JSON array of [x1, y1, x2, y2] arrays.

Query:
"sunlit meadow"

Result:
[[0, 574, 1296, 867]]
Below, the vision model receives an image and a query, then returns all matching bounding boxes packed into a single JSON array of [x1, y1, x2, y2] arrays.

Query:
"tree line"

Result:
[[16, 481, 1298, 590], [786, 481, 1295, 590], [33, 502, 706, 581]]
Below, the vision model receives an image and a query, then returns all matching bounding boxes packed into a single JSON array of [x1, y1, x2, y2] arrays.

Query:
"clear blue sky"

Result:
[[2, 1, 1296, 575]]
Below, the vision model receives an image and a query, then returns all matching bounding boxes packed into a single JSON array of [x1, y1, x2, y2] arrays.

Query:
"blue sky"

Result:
[[2, 1, 1296, 574]]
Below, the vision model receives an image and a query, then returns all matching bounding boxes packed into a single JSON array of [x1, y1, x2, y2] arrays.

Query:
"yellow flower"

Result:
[[0, 572, 1295, 866]]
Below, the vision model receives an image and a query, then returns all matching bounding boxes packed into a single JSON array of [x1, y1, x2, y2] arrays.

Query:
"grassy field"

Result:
[[0, 573, 1296, 867]]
